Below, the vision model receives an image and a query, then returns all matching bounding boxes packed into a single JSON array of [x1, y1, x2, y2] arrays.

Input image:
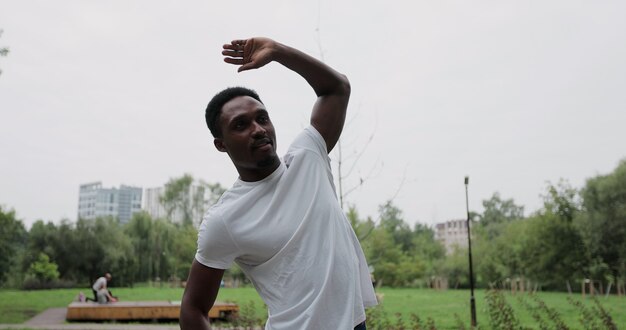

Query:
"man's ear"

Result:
[[214, 138, 227, 152]]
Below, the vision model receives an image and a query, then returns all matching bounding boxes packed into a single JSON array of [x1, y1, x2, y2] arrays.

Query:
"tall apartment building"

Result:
[[434, 219, 471, 255], [78, 182, 143, 224], [143, 187, 167, 220], [142, 185, 207, 226]]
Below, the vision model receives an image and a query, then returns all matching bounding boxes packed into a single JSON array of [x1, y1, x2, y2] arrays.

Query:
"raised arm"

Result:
[[222, 37, 350, 153], [180, 260, 225, 330]]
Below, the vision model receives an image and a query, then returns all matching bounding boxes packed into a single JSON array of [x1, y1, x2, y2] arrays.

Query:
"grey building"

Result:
[[78, 182, 142, 224], [434, 219, 471, 255]]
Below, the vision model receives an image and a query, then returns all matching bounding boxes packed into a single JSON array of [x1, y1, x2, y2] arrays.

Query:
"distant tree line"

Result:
[[439, 159, 626, 292], [0, 160, 624, 292]]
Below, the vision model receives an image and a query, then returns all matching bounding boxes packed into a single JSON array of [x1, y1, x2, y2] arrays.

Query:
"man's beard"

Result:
[[257, 154, 279, 168]]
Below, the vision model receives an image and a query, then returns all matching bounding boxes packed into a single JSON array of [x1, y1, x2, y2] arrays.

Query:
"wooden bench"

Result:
[[66, 301, 238, 322]]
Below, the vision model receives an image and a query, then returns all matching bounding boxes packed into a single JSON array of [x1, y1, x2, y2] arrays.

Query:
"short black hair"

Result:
[[205, 87, 263, 137]]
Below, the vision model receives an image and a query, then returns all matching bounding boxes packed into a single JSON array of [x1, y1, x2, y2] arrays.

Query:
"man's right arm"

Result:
[[180, 259, 225, 330]]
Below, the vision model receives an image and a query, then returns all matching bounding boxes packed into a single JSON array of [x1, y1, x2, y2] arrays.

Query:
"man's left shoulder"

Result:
[[288, 126, 328, 157]]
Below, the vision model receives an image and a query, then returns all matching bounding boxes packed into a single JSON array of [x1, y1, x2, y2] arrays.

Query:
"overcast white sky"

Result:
[[1, 1, 625, 229]]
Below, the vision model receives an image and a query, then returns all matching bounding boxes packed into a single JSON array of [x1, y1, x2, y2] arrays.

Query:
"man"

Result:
[[90, 272, 117, 303], [180, 37, 377, 330]]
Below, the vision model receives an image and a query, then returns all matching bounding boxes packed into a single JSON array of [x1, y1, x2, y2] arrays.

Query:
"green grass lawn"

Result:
[[0, 286, 624, 329], [372, 288, 626, 329]]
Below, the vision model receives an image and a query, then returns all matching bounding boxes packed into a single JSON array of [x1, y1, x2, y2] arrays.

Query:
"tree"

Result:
[[473, 220, 528, 286], [440, 247, 471, 288], [125, 212, 156, 282], [24, 220, 59, 274], [411, 223, 445, 277], [161, 174, 225, 226], [478, 192, 525, 239], [0, 206, 27, 286], [521, 181, 586, 290], [161, 174, 196, 226], [378, 201, 413, 252], [125, 212, 186, 284], [521, 212, 586, 290], [541, 179, 580, 223], [93, 217, 136, 286], [479, 192, 525, 226], [51, 220, 85, 282], [59, 217, 136, 286], [362, 227, 403, 287], [169, 224, 198, 280], [345, 205, 375, 240], [26, 253, 60, 283], [359, 202, 432, 287], [577, 159, 626, 285]]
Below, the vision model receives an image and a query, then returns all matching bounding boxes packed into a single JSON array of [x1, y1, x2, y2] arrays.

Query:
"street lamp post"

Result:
[[465, 176, 477, 327]]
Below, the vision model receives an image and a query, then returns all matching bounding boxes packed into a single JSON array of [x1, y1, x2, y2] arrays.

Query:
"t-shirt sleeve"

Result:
[[195, 209, 240, 270], [285, 125, 336, 193], [288, 125, 329, 160]]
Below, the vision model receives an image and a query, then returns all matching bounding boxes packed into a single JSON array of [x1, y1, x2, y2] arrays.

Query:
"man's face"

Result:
[[214, 96, 278, 181]]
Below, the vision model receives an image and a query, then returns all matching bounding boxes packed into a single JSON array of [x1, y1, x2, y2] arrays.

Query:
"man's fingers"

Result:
[[222, 39, 254, 71], [224, 40, 247, 53], [238, 63, 255, 73], [222, 49, 243, 58], [223, 43, 245, 51], [230, 39, 247, 46], [223, 57, 244, 65]]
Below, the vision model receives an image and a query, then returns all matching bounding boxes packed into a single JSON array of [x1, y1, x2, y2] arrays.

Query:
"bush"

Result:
[[21, 253, 75, 289], [22, 277, 76, 290], [26, 253, 59, 282]]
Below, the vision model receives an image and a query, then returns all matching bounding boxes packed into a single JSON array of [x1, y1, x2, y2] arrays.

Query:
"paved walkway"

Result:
[[25, 308, 67, 326]]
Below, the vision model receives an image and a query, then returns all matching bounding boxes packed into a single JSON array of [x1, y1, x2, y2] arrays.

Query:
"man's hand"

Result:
[[222, 38, 277, 73], [221, 37, 350, 153]]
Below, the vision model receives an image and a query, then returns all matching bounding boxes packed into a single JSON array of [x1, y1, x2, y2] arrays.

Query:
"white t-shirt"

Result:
[[92, 277, 106, 292], [196, 126, 377, 329]]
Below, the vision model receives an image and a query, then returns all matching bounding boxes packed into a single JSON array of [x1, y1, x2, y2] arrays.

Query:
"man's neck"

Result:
[[237, 160, 281, 182]]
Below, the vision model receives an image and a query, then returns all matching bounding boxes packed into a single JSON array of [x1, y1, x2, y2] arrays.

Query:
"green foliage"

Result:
[[0, 206, 27, 286], [439, 247, 470, 288], [2, 159, 626, 298], [566, 296, 601, 330], [1, 287, 625, 327], [365, 305, 393, 330], [160, 174, 225, 226], [453, 313, 467, 330], [124, 212, 192, 283], [522, 212, 586, 289], [230, 300, 265, 328], [474, 219, 527, 286], [517, 295, 550, 330], [577, 159, 626, 283], [529, 293, 568, 330], [26, 253, 59, 282], [485, 290, 522, 330], [591, 296, 618, 330], [379, 201, 414, 252], [359, 201, 443, 287], [479, 192, 524, 229], [161, 174, 196, 226]]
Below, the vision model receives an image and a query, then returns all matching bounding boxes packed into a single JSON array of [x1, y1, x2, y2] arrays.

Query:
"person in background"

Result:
[[90, 272, 117, 303]]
